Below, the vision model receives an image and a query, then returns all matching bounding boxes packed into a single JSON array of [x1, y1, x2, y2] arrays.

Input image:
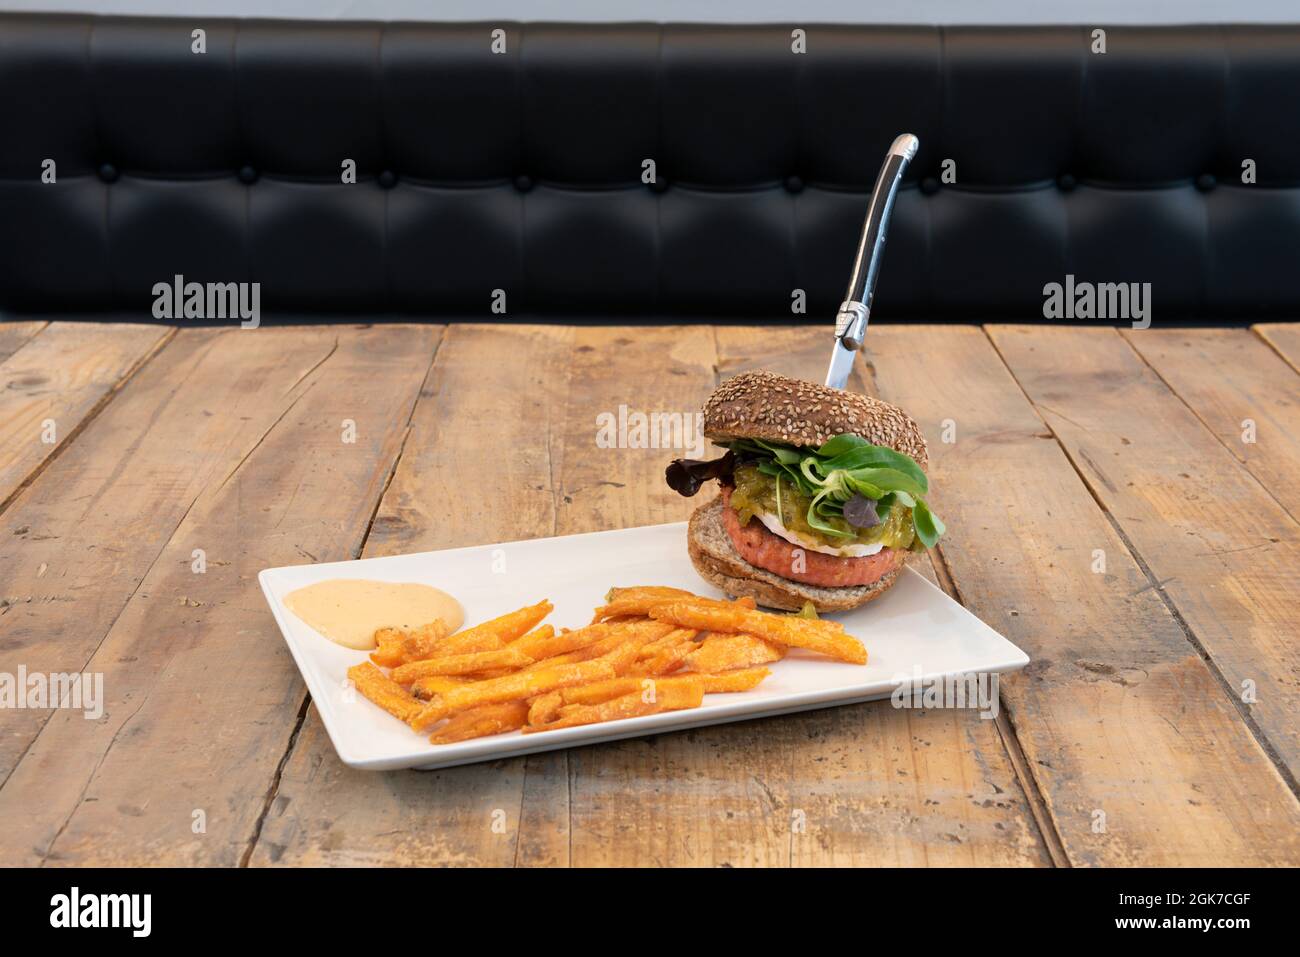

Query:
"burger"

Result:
[[666, 371, 944, 613]]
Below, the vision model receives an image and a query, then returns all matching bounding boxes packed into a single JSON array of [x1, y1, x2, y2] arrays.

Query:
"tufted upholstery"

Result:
[[2, 14, 1298, 321]]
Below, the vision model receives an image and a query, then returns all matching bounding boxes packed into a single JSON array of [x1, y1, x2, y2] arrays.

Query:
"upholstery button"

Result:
[[238, 165, 258, 185], [1057, 173, 1077, 191], [514, 174, 534, 192], [377, 170, 397, 189], [98, 163, 119, 184], [650, 176, 669, 193], [1196, 173, 1217, 191], [920, 177, 939, 195], [784, 175, 805, 194]]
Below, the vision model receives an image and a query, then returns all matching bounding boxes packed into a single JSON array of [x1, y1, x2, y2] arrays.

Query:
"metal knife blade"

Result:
[[824, 337, 859, 391]]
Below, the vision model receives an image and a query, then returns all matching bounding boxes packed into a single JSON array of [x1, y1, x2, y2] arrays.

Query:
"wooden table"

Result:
[[1, 319, 1297, 867]]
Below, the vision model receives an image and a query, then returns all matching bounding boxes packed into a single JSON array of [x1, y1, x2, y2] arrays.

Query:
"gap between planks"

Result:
[[0, 325, 177, 519], [0, 326, 180, 792], [926, 541, 1070, 868], [860, 352, 1070, 868], [1120, 330, 1298, 528], [1252, 323, 1300, 376], [238, 338, 445, 869], [980, 324, 1300, 803], [239, 417, 420, 869]]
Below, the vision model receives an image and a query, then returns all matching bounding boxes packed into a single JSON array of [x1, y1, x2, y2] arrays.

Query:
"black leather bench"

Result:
[[2, 15, 1297, 323]]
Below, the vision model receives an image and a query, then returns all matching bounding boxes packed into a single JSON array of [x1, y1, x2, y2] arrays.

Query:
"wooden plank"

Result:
[[0, 325, 438, 866], [1254, 322, 1300, 373], [0, 322, 170, 512], [869, 325, 1300, 865], [0, 327, 350, 784], [0, 320, 47, 363], [988, 324, 1300, 789], [556, 326, 1046, 867], [249, 325, 575, 867], [1123, 328, 1300, 521]]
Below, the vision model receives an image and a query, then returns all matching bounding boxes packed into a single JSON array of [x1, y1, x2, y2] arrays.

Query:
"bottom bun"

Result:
[[687, 495, 905, 613]]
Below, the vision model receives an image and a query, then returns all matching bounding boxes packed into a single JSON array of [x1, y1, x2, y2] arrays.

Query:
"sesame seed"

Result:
[[700, 370, 928, 468]]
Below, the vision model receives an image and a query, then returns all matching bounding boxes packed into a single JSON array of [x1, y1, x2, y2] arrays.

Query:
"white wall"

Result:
[[2, 0, 1297, 24]]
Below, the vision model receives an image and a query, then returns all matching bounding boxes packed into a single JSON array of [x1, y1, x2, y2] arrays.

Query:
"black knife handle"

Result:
[[836, 134, 918, 349]]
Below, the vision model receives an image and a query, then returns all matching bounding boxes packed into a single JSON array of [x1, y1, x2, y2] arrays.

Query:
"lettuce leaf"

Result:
[[723, 433, 945, 550]]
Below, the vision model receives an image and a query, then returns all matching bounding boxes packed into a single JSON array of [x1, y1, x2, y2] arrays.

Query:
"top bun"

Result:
[[702, 370, 929, 469]]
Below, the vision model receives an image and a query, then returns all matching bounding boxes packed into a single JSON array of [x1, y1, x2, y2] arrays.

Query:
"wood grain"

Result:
[[250, 325, 574, 867], [0, 326, 437, 866], [1254, 323, 1300, 373], [0, 322, 170, 512], [1122, 328, 1300, 522], [989, 325, 1300, 786], [554, 326, 1047, 867], [0, 320, 47, 363], [4, 320, 1295, 868], [0, 328, 349, 784], [870, 325, 1300, 865]]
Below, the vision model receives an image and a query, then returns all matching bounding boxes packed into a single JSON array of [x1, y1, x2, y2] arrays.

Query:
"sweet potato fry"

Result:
[[631, 632, 699, 676], [369, 627, 408, 668], [697, 666, 771, 693], [469, 624, 566, 676], [555, 676, 652, 707], [524, 637, 618, 670], [602, 631, 661, 676], [429, 700, 530, 744], [410, 654, 621, 730], [635, 628, 688, 659], [684, 633, 785, 673], [399, 617, 452, 662], [533, 620, 672, 667], [409, 674, 472, 700], [619, 618, 679, 640], [347, 661, 424, 723], [606, 586, 697, 603], [593, 587, 753, 622], [391, 646, 533, 683], [509, 623, 601, 660], [649, 601, 866, 665], [528, 692, 563, 726], [556, 666, 771, 709], [592, 586, 695, 622], [437, 600, 554, 656], [523, 676, 705, 732]]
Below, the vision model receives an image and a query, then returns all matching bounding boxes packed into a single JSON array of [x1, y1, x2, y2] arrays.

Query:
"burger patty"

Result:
[[720, 485, 904, 588]]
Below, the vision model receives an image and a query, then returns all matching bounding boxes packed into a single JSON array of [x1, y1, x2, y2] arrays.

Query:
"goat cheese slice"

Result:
[[753, 510, 885, 558]]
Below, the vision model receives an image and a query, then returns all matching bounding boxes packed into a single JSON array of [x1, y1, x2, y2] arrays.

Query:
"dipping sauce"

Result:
[[284, 579, 464, 650]]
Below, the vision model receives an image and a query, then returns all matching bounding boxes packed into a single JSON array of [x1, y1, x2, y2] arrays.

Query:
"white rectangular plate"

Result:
[[259, 522, 1029, 771]]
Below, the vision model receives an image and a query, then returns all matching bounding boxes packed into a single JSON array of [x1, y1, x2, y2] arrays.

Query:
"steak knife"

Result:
[[825, 133, 919, 390]]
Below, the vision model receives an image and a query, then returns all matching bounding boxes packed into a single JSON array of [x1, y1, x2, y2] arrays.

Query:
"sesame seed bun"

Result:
[[702, 370, 928, 468], [688, 496, 905, 612]]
